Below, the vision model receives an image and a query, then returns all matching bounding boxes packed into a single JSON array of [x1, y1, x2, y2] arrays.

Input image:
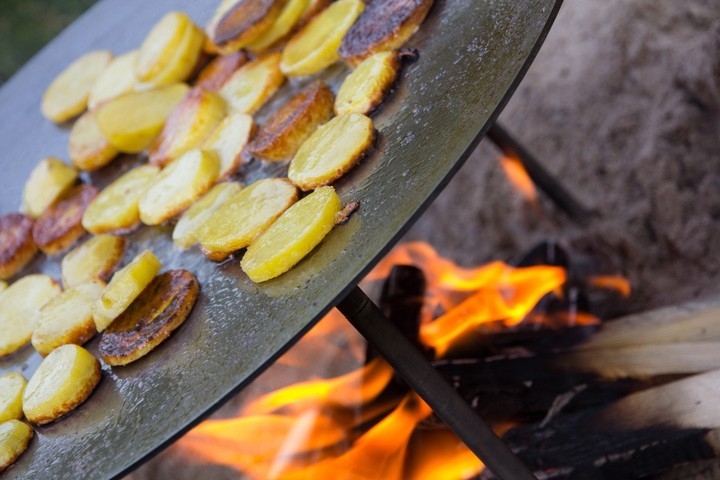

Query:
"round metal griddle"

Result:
[[0, 0, 561, 478]]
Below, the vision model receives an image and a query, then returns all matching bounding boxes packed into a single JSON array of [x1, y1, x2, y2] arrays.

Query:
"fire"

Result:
[[499, 154, 537, 202]]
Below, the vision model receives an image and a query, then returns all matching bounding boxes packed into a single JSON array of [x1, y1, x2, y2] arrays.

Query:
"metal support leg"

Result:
[[337, 285, 537, 480]]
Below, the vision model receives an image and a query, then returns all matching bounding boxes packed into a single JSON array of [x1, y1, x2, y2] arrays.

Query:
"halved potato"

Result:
[[288, 113, 374, 190], [201, 113, 255, 180], [173, 182, 243, 249], [0, 274, 62, 358], [61, 234, 127, 288], [242, 186, 341, 282], [206, 0, 285, 54], [149, 88, 227, 167], [41, 50, 113, 122], [0, 373, 27, 423], [0, 420, 33, 472], [194, 51, 248, 91], [197, 177, 298, 261], [21, 157, 78, 219], [136, 12, 192, 82], [246, 0, 310, 53], [95, 83, 190, 153], [0, 213, 38, 280], [87, 50, 139, 110], [93, 250, 162, 332], [32, 281, 105, 356], [139, 149, 220, 226], [22, 344, 101, 425], [82, 164, 159, 234], [280, 0, 364, 77], [219, 52, 284, 114], [139, 20, 206, 88], [335, 51, 401, 115], [68, 110, 119, 171], [32, 184, 98, 256]]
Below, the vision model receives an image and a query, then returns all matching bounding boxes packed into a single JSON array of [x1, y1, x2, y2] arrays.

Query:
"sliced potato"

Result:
[[96, 83, 190, 153], [246, 0, 310, 53], [206, 0, 285, 54], [136, 12, 192, 82], [0, 282, 6, 293], [242, 186, 341, 282], [0, 213, 38, 280], [0, 274, 62, 358], [32, 281, 105, 356], [194, 51, 248, 91], [99, 270, 199, 366], [335, 51, 401, 115], [280, 0, 365, 77], [87, 50, 139, 110], [0, 420, 33, 472], [93, 250, 162, 332], [288, 113, 375, 190], [297, 0, 331, 26], [201, 113, 255, 180], [149, 88, 227, 167], [21, 157, 78, 219], [68, 110, 119, 171], [22, 344, 101, 425], [139, 149, 220, 226], [61, 234, 127, 288], [248, 80, 334, 162], [0, 373, 27, 423], [173, 182, 243, 249], [82, 164, 159, 234], [197, 177, 298, 261], [32, 184, 98, 256], [41, 50, 113, 122], [219, 52, 284, 114], [139, 20, 206, 88]]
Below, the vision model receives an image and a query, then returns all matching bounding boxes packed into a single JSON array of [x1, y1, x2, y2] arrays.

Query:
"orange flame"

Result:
[[499, 154, 537, 202], [588, 275, 632, 297]]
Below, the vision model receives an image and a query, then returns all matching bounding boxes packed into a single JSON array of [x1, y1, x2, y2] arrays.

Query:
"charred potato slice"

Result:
[[339, 0, 434, 67], [32, 184, 98, 256], [246, 0, 310, 53], [21, 157, 78, 219], [219, 52, 284, 114], [136, 12, 192, 82], [288, 113, 375, 191], [93, 250, 161, 332], [242, 186, 341, 282], [31, 281, 105, 356], [248, 80, 334, 162], [61, 234, 127, 288], [335, 51, 401, 115], [0, 274, 62, 358], [206, 0, 285, 54], [87, 50, 139, 110], [99, 270, 199, 366], [197, 177, 299, 261], [41, 50, 113, 123], [202, 113, 255, 180], [0, 373, 27, 423], [0, 420, 33, 472], [68, 110, 119, 171], [139, 149, 220, 226], [0, 213, 38, 280], [173, 182, 243, 249], [22, 344, 101, 425], [194, 51, 248, 91]]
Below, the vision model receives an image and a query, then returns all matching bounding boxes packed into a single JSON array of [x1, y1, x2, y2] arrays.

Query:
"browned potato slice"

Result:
[[206, 0, 285, 54], [21, 157, 78, 219], [0, 213, 37, 280], [288, 113, 375, 190], [139, 149, 220, 226], [139, 21, 206, 88], [246, 0, 310, 53], [22, 344, 101, 425], [136, 12, 192, 82], [194, 51, 248, 91], [99, 270, 199, 366], [41, 50, 113, 122], [202, 113, 255, 180], [61, 235, 127, 288], [0, 373, 27, 423], [31, 281, 104, 356], [68, 110, 119, 171], [148, 88, 227, 167], [335, 51, 401, 115], [87, 50, 139, 110], [0, 274, 62, 358], [197, 177, 299, 261], [338, 0, 434, 67], [0, 420, 33, 472], [219, 52, 284, 114], [173, 182, 243, 249], [32, 184, 98, 256]]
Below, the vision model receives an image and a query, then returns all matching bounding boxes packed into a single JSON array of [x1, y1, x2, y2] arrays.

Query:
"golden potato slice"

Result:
[[82, 164, 159, 234], [148, 88, 227, 167], [31, 281, 105, 356], [93, 250, 162, 332], [0, 373, 27, 423], [0, 420, 33, 472], [0, 274, 62, 358], [339, 0, 434, 66], [139, 149, 220, 226], [87, 50, 139, 110], [194, 50, 248, 91], [206, 0, 285, 54], [242, 186, 341, 282], [0, 213, 38, 280], [61, 234, 127, 288], [95, 83, 190, 153], [173, 182, 243, 249], [288, 113, 375, 190], [246, 0, 310, 53], [219, 52, 284, 114], [32, 184, 98, 256], [68, 110, 119, 171], [335, 51, 401, 115], [280, 0, 365, 77], [41, 50, 113, 123], [22, 344, 101, 425], [136, 12, 192, 82], [197, 177, 298, 261], [99, 270, 199, 366], [139, 21, 206, 88], [201, 113, 255, 180], [248, 80, 333, 162], [21, 157, 78, 219]]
